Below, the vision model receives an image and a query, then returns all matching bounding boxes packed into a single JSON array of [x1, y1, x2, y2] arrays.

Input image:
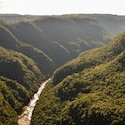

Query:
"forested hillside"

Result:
[[1, 14, 125, 125], [0, 46, 44, 125], [32, 32, 125, 125], [0, 24, 55, 74], [1, 14, 125, 69], [8, 16, 108, 66]]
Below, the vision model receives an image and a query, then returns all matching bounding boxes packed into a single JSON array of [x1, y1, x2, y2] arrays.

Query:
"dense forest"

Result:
[[0, 14, 125, 125], [0, 46, 44, 124], [31, 32, 125, 125]]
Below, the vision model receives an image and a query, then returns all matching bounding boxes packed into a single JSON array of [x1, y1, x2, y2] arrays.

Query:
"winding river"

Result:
[[18, 78, 51, 125]]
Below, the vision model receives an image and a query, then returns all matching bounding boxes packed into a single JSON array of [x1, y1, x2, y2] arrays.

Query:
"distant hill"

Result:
[[8, 16, 108, 66], [1, 14, 125, 68], [32, 32, 125, 125], [82, 14, 125, 35], [1, 14, 125, 69], [0, 24, 55, 74], [1, 14, 125, 35]]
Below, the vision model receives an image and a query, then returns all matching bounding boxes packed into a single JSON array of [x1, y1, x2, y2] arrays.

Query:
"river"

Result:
[[18, 78, 51, 125]]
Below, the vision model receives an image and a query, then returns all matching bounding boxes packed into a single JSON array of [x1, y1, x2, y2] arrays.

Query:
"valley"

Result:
[[0, 14, 125, 125], [32, 31, 125, 125]]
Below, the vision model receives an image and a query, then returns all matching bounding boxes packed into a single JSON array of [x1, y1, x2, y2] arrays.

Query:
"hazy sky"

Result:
[[0, 0, 125, 15]]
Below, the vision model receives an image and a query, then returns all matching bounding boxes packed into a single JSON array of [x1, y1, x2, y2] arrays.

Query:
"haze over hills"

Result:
[[0, 14, 125, 125], [32, 31, 125, 125], [6, 15, 108, 66], [1, 14, 125, 67]]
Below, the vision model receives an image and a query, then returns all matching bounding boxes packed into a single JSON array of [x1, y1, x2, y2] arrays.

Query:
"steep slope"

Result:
[[3, 14, 125, 68], [1, 14, 125, 125], [0, 89, 17, 125], [0, 46, 44, 95], [0, 76, 28, 125], [34, 17, 107, 57], [32, 32, 125, 125], [0, 24, 55, 74], [7, 16, 108, 67], [0, 46, 45, 124], [8, 21, 71, 67], [53, 32, 125, 84]]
